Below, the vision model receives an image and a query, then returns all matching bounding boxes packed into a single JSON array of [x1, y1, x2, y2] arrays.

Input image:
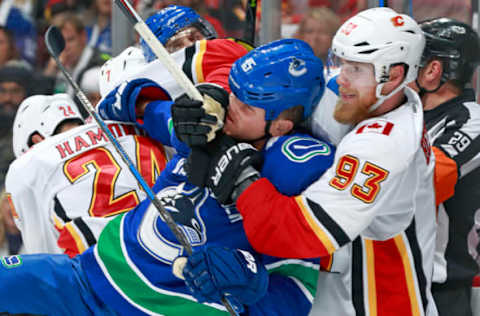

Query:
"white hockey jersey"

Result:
[[102, 39, 250, 99], [5, 121, 169, 256], [307, 87, 437, 316], [236, 88, 438, 316]]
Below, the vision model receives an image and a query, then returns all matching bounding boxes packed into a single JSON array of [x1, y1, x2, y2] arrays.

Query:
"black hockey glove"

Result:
[[185, 133, 236, 188], [171, 83, 229, 147], [205, 139, 263, 205]]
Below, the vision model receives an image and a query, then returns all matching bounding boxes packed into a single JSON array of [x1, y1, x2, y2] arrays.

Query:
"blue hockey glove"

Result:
[[97, 78, 169, 123], [182, 246, 268, 307]]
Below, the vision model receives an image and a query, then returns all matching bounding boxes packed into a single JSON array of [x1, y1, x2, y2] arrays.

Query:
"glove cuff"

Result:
[[231, 166, 260, 203]]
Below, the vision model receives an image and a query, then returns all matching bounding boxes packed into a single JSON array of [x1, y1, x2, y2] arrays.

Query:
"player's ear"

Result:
[[269, 118, 294, 137], [31, 134, 45, 145], [423, 59, 443, 85]]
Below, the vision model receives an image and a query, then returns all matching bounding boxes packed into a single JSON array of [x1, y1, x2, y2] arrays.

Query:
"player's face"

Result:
[[165, 27, 206, 53], [223, 93, 267, 141], [334, 59, 378, 124]]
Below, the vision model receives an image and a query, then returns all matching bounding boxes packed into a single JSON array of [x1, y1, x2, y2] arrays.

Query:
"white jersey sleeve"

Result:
[[304, 87, 435, 243]]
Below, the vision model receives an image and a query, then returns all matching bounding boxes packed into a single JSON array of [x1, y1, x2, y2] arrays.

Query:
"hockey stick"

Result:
[[45, 24, 196, 276], [46, 22, 238, 316], [244, 0, 257, 44], [110, 3, 237, 315]]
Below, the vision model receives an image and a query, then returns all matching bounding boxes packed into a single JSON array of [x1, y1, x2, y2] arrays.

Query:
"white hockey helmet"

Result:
[[99, 46, 147, 97], [331, 7, 425, 111], [12, 94, 83, 157]]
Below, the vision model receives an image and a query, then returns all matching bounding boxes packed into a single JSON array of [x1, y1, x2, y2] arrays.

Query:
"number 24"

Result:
[[329, 155, 389, 203]]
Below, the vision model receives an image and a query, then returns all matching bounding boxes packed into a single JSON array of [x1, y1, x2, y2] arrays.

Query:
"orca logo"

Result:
[[289, 58, 307, 77], [160, 185, 208, 244]]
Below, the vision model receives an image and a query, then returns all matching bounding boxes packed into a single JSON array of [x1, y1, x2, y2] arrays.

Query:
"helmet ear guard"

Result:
[[229, 38, 325, 122]]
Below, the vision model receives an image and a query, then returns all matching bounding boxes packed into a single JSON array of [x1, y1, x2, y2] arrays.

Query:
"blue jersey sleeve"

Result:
[[261, 133, 335, 196], [139, 100, 190, 157], [249, 275, 313, 316], [248, 256, 320, 316]]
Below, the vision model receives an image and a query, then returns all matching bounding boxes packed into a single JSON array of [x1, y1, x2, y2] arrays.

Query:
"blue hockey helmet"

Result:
[[229, 38, 325, 121], [141, 5, 217, 62]]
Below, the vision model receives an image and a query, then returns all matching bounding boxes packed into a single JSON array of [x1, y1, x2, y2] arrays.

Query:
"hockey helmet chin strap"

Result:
[[414, 77, 445, 98], [246, 120, 272, 145], [368, 79, 409, 113]]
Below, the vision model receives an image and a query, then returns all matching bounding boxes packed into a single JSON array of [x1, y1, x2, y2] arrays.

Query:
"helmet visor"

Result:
[[335, 58, 376, 87]]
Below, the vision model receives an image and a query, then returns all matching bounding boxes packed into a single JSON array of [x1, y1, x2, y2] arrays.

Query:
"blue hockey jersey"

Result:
[[80, 101, 335, 315]]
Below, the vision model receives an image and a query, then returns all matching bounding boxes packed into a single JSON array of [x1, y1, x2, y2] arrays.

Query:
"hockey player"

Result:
[[98, 5, 252, 105], [5, 94, 169, 256], [85, 37, 329, 315], [182, 8, 438, 316], [410, 18, 480, 316], [139, 4, 217, 61], [0, 39, 331, 316]]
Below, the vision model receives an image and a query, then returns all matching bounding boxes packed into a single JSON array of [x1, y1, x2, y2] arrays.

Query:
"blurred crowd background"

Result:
[[0, 0, 474, 254]]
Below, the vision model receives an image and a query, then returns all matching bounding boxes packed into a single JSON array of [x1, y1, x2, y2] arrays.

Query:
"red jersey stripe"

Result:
[[58, 222, 85, 258], [237, 178, 331, 258], [364, 235, 421, 316], [295, 196, 336, 254]]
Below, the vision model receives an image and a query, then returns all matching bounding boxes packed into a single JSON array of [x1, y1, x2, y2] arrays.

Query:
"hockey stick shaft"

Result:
[[45, 25, 194, 257], [111, 3, 236, 315], [244, 0, 257, 44], [114, 0, 202, 102]]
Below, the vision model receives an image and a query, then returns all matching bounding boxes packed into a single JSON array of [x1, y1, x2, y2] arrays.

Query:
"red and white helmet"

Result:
[[12, 94, 83, 157], [332, 7, 425, 110], [99, 46, 147, 97]]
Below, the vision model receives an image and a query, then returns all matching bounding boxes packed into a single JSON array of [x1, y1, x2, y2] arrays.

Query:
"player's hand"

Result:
[[176, 246, 268, 308], [171, 83, 229, 147], [184, 133, 236, 188], [206, 141, 262, 204], [97, 78, 168, 123]]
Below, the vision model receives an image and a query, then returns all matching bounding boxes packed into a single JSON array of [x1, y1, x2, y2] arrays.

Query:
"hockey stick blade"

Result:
[[244, 0, 257, 45], [45, 26, 65, 59]]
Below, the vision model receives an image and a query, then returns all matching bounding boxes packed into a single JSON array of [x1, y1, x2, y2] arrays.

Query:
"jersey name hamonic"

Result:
[[5, 121, 168, 256]]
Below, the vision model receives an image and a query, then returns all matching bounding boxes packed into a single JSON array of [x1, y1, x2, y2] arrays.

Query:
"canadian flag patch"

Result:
[[356, 120, 394, 136]]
